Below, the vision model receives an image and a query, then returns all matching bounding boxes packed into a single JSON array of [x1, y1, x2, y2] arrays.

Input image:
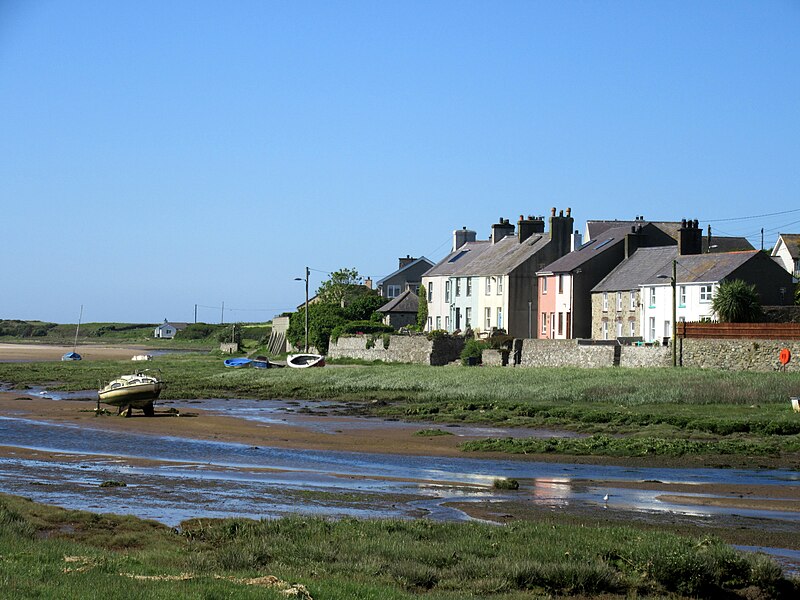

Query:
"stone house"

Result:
[[377, 289, 419, 329], [591, 220, 795, 342], [536, 222, 675, 339]]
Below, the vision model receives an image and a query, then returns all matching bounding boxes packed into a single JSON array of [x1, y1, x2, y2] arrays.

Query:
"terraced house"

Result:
[[422, 208, 575, 338]]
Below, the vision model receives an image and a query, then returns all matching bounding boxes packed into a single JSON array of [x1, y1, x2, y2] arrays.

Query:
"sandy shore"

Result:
[[0, 343, 152, 362]]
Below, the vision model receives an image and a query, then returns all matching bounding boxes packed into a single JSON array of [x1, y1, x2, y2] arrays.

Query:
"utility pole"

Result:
[[194, 304, 197, 324], [671, 260, 677, 367], [221, 301, 224, 325]]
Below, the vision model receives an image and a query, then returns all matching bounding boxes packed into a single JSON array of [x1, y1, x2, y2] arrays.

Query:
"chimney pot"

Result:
[[566, 207, 571, 217], [551, 207, 556, 216]]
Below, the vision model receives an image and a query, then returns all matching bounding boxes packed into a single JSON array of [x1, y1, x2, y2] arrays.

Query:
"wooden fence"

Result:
[[677, 322, 800, 340]]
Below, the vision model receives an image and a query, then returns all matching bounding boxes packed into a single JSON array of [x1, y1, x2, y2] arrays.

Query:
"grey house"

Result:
[[376, 256, 434, 299], [377, 290, 419, 329]]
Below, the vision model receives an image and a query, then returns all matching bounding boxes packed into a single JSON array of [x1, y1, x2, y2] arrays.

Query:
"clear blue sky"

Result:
[[2, 1, 798, 324]]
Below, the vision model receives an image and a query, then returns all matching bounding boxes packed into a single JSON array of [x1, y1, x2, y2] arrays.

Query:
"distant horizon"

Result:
[[2, 2, 798, 323]]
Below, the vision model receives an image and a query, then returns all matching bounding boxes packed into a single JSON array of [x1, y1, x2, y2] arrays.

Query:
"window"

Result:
[[485, 307, 491, 329], [664, 321, 671, 338], [558, 312, 564, 336], [455, 278, 461, 297], [616, 292, 622, 311], [466, 278, 472, 296], [427, 316, 432, 331], [700, 285, 713, 302], [497, 276, 503, 295], [616, 319, 622, 337], [445, 316, 449, 331], [541, 312, 547, 334], [428, 284, 433, 302], [485, 277, 492, 295], [435, 316, 441, 330], [497, 307, 503, 329], [630, 290, 636, 310], [445, 281, 451, 303], [602, 292, 608, 311], [542, 278, 548, 294], [387, 284, 401, 299], [558, 274, 564, 294], [649, 287, 656, 308], [648, 317, 656, 341], [629, 321, 636, 337], [602, 320, 608, 340], [465, 307, 472, 328], [679, 286, 686, 307]]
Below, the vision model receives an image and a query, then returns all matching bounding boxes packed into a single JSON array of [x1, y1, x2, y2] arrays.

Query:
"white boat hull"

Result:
[[287, 354, 325, 368]]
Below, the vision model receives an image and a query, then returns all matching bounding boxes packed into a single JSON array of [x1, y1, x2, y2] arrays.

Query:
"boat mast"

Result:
[[73, 305, 83, 353]]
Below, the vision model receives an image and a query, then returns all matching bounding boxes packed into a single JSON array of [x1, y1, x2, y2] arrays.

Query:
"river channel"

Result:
[[1, 392, 799, 574]]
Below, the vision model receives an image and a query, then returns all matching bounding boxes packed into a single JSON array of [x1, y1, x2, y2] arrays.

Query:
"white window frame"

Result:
[[541, 312, 547, 334], [542, 277, 548, 294], [466, 278, 472, 297], [435, 316, 441, 330], [649, 287, 656, 308], [497, 307, 503, 329], [629, 321, 636, 337], [387, 284, 401, 299], [602, 321, 608, 340], [428, 284, 433, 302], [497, 276, 503, 295], [445, 281, 451, 303], [648, 317, 656, 341], [700, 284, 713, 302], [485, 277, 491, 295], [679, 285, 686, 307], [616, 292, 622, 311], [602, 292, 608, 312], [465, 307, 472, 328], [630, 290, 636, 310], [616, 319, 622, 337], [485, 307, 491, 329], [455, 278, 461, 297]]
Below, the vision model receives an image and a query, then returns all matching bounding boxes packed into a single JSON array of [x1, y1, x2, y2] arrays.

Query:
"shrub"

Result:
[[461, 338, 487, 365]]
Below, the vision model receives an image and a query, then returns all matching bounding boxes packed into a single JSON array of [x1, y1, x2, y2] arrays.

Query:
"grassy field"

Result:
[[1, 493, 796, 599], [1, 354, 799, 466]]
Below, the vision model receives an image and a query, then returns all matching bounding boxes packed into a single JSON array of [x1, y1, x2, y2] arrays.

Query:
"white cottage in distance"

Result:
[[154, 319, 188, 339]]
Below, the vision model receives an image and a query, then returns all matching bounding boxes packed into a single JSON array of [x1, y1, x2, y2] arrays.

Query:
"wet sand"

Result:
[[0, 343, 152, 362]]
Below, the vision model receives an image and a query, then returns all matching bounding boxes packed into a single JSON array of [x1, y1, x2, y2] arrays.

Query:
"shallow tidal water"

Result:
[[1, 394, 799, 573]]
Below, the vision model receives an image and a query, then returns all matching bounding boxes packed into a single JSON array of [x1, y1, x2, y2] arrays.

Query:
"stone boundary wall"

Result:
[[517, 339, 614, 368], [680, 339, 800, 372], [328, 335, 464, 365], [619, 346, 672, 368]]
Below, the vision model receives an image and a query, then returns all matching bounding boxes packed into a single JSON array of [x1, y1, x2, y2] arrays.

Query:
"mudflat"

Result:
[[0, 343, 151, 362]]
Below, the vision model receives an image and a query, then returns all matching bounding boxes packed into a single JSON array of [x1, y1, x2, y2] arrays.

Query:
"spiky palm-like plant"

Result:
[[712, 279, 762, 323]]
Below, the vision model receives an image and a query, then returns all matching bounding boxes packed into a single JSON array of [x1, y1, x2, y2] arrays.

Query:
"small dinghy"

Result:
[[98, 370, 164, 417], [61, 351, 82, 361], [287, 353, 325, 368], [224, 357, 252, 368]]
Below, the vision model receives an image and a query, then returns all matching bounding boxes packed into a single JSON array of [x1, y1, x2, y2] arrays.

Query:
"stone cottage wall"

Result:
[[618, 346, 672, 368]]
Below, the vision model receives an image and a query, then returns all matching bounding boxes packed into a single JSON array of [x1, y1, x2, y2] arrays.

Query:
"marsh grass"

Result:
[[4, 495, 793, 599]]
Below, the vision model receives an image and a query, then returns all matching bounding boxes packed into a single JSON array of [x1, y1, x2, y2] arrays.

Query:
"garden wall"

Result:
[[680, 338, 800, 372], [328, 334, 464, 366], [516, 339, 615, 368]]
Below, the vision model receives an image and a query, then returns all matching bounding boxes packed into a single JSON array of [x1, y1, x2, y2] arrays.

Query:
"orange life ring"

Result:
[[779, 348, 791, 365]]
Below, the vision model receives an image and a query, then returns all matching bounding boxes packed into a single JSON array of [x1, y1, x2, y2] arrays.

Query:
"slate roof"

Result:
[[375, 256, 435, 286], [378, 290, 419, 314], [592, 248, 761, 292], [422, 241, 491, 277], [457, 233, 551, 275], [775, 234, 800, 260], [536, 225, 631, 274], [585, 219, 753, 253]]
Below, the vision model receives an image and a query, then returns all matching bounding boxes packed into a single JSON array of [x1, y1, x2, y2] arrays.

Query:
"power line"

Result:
[[703, 208, 800, 223]]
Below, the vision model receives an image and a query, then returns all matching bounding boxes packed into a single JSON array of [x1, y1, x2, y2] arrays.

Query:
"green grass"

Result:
[[1, 493, 796, 599], [1, 356, 799, 463]]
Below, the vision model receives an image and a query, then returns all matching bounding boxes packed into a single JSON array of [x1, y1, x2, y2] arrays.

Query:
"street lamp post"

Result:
[[295, 267, 310, 352]]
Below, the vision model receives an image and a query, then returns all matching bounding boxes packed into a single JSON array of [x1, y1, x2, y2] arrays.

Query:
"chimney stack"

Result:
[[548, 207, 575, 257], [452, 227, 477, 251], [517, 214, 545, 243], [624, 225, 645, 259], [398, 255, 415, 268], [491, 217, 515, 244], [678, 218, 702, 255]]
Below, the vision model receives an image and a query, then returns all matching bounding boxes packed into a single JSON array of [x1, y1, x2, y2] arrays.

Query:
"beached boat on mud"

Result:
[[287, 353, 325, 368], [98, 371, 164, 417], [223, 357, 252, 368]]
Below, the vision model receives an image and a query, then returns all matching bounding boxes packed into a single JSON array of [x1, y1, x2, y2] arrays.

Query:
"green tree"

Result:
[[712, 279, 762, 323], [342, 292, 385, 322], [417, 285, 428, 331], [288, 303, 347, 354], [316, 268, 364, 305]]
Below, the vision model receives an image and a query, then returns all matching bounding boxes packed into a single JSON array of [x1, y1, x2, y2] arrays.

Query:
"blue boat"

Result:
[[61, 351, 82, 361], [223, 357, 252, 368]]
